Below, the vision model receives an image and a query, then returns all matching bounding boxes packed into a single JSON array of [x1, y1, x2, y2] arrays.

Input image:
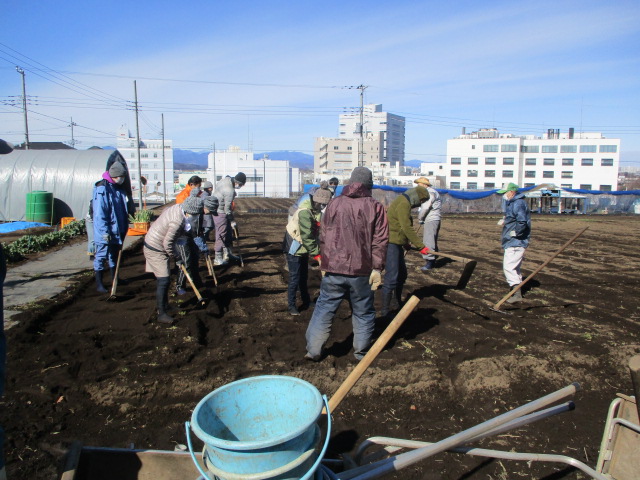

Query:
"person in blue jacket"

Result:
[[497, 182, 531, 303], [92, 162, 130, 292]]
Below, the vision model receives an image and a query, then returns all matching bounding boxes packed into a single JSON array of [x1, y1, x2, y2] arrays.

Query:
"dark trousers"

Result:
[[382, 243, 407, 299], [287, 254, 310, 308], [176, 237, 202, 289]]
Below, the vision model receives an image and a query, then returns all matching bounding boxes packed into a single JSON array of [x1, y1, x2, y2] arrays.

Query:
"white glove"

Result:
[[231, 221, 238, 230], [509, 230, 517, 237], [497, 217, 505, 226], [369, 269, 382, 291]]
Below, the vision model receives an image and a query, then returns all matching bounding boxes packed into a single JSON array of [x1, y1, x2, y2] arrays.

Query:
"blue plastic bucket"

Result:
[[187, 375, 329, 480]]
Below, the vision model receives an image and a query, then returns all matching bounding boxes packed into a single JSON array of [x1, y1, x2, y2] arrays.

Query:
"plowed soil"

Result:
[[3, 199, 640, 480]]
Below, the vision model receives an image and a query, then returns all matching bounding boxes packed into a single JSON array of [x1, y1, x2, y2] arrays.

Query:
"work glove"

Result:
[[420, 246, 430, 255], [101, 234, 110, 242], [230, 221, 238, 230], [369, 269, 382, 291], [497, 217, 505, 226], [510, 230, 517, 237], [313, 254, 321, 263], [175, 257, 184, 266], [419, 220, 425, 225]]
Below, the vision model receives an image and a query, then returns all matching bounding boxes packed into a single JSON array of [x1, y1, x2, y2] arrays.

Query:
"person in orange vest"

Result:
[[176, 176, 202, 204]]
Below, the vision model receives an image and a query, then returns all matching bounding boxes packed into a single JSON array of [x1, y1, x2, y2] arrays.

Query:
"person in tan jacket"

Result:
[[143, 194, 204, 324]]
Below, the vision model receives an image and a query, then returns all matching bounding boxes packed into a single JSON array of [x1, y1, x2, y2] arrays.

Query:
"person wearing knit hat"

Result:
[[199, 181, 215, 243], [282, 187, 331, 315], [212, 173, 245, 265], [416, 177, 442, 272], [174, 189, 205, 295], [91, 160, 131, 293], [381, 186, 430, 317], [305, 166, 389, 362]]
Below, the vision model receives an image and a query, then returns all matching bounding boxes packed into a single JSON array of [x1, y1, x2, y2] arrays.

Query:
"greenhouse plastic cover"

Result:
[[0, 149, 130, 222]]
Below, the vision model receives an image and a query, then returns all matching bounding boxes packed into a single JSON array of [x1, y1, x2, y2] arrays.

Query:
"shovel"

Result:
[[178, 263, 207, 307], [205, 253, 218, 286], [107, 248, 123, 301]]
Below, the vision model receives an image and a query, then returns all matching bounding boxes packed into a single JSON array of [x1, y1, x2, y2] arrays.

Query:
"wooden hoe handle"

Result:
[[327, 295, 421, 413]]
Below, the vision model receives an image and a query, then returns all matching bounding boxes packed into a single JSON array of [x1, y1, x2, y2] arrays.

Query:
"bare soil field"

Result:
[[3, 199, 640, 480]]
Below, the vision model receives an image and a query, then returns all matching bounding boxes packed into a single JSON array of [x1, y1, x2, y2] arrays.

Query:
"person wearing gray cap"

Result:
[[91, 161, 131, 293], [212, 172, 246, 265], [283, 188, 332, 315], [200, 181, 215, 243]]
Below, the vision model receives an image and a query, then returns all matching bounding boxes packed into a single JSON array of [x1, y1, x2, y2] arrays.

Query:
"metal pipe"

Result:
[[340, 383, 580, 480], [347, 437, 607, 480]]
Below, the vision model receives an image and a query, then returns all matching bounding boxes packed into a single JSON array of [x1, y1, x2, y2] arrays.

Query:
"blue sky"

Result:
[[1, 0, 639, 165]]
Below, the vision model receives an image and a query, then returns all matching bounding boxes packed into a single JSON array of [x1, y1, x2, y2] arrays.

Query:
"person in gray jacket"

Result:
[[415, 177, 441, 272], [143, 194, 204, 324], [498, 182, 531, 303], [200, 181, 215, 242], [212, 172, 245, 265]]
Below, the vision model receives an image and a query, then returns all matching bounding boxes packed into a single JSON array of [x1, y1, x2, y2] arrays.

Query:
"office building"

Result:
[[446, 128, 620, 191], [116, 125, 174, 196], [313, 135, 383, 176]]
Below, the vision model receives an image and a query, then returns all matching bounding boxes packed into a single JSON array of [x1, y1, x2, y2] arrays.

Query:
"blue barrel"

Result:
[[188, 375, 327, 480], [25, 191, 53, 224]]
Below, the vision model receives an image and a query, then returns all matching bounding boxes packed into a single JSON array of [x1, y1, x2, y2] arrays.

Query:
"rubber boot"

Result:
[[110, 267, 128, 286], [95, 270, 107, 293], [156, 277, 174, 324], [506, 284, 523, 303], [214, 251, 228, 266], [380, 290, 393, 317], [420, 259, 436, 273], [394, 286, 404, 310]]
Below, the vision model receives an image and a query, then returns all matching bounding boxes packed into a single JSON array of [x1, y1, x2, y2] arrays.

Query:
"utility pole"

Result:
[[16, 66, 30, 149], [68, 117, 78, 148], [161, 113, 167, 204], [133, 81, 143, 211], [357, 85, 367, 167]]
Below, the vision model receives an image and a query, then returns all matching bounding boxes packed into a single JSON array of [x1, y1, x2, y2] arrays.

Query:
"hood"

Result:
[[342, 182, 372, 198], [102, 171, 115, 184], [406, 186, 429, 207]]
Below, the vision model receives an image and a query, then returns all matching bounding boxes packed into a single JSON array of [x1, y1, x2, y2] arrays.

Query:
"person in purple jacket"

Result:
[[305, 167, 389, 361]]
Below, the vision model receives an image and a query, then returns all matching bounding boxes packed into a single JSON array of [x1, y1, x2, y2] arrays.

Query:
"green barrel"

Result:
[[26, 191, 54, 224]]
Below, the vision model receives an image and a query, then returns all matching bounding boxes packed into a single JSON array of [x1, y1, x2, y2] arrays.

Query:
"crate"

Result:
[[61, 217, 76, 228]]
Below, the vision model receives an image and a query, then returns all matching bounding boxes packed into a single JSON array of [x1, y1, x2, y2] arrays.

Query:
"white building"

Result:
[[446, 128, 620, 191], [314, 135, 383, 176], [339, 104, 405, 166], [207, 146, 300, 197], [116, 125, 174, 197]]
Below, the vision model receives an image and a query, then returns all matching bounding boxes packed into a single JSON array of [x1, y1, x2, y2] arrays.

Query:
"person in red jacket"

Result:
[[305, 167, 388, 361]]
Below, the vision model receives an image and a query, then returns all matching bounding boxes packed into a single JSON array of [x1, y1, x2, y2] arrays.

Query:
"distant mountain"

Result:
[[174, 149, 209, 169], [254, 151, 314, 170]]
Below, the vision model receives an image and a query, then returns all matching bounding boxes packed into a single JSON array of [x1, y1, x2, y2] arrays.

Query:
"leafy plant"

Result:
[[2, 219, 87, 263], [129, 209, 154, 223]]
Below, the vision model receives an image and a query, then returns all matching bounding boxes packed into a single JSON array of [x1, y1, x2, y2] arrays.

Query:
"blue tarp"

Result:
[[304, 183, 638, 199], [0, 221, 50, 233]]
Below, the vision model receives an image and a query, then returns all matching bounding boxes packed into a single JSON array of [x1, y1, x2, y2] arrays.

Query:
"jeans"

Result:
[[383, 243, 407, 300], [305, 274, 375, 360], [421, 220, 440, 261], [287, 254, 310, 308], [93, 243, 120, 271]]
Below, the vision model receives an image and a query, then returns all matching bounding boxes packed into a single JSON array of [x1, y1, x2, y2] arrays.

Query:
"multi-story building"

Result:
[[313, 135, 383, 176], [338, 104, 405, 166], [446, 128, 620, 191], [116, 125, 174, 196], [207, 146, 300, 197]]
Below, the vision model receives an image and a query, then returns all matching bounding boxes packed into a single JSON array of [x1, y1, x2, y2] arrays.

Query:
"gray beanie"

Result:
[[108, 162, 127, 178], [349, 167, 373, 189], [312, 188, 332, 205], [202, 181, 213, 189], [204, 195, 219, 212], [182, 188, 204, 214]]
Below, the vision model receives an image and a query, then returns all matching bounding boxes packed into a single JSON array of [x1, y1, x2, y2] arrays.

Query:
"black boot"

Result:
[[156, 277, 174, 324], [380, 291, 393, 317], [394, 286, 404, 310], [95, 270, 107, 293], [110, 267, 128, 285]]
